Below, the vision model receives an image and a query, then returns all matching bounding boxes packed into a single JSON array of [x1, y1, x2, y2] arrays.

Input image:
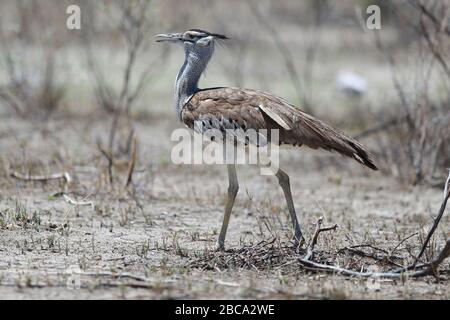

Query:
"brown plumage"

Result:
[[182, 87, 378, 170], [156, 29, 378, 249]]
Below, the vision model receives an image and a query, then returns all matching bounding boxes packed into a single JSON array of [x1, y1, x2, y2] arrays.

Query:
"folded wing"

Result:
[[181, 87, 378, 170]]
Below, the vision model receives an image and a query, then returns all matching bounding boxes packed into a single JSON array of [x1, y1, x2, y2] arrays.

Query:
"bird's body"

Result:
[[156, 29, 377, 249], [182, 87, 377, 169]]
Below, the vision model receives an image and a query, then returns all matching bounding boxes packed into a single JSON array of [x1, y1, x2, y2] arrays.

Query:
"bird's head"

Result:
[[155, 29, 228, 59]]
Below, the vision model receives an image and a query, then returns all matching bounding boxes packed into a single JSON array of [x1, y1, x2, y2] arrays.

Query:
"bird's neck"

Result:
[[174, 51, 210, 119]]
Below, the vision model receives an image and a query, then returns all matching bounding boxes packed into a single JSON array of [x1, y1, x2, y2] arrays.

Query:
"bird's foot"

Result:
[[292, 234, 305, 250], [215, 242, 226, 252]]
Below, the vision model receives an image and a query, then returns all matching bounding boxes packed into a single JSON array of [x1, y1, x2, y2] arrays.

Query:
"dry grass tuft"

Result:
[[190, 238, 300, 271], [188, 237, 399, 274]]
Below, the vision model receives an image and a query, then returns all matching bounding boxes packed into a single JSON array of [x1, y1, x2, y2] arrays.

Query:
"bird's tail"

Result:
[[293, 113, 378, 171], [258, 98, 378, 170], [343, 138, 378, 170]]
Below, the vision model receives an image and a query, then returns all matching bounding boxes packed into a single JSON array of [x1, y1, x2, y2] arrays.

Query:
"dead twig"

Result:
[[97, 140, 114, 185], [304, 216, 337, 260], [389, 232, 419, 258], [337, 246, 405, 268], [125, 132, 137, 188], [348, 244, 389, 255], [189, 238, 297, 271], [11, 171, 72, 184], [297, 256, 443, 278]]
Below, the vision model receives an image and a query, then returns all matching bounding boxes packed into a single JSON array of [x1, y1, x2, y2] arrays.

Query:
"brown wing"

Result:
[[181, 87, 378, 170]]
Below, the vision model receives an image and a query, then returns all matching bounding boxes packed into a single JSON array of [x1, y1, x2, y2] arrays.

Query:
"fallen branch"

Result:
[[11, 171, 72, 184], [300, 238, 450, 278], [299, 171, 450, 279], [424, 238, 450, 274], [79, 271, 171, 283], [78, 271, 176, 289], [413, 171, 450, 266], [338, 246, 405, 268]]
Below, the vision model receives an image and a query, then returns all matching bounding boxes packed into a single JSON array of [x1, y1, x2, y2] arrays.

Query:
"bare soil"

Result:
[[0, 116, 448, 299]]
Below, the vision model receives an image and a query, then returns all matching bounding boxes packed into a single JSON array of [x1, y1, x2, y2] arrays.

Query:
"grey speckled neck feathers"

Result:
[[174, 47, 213, 120]]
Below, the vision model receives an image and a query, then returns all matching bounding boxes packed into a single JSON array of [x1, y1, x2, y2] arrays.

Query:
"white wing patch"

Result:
[[258, 104, 292, 130]]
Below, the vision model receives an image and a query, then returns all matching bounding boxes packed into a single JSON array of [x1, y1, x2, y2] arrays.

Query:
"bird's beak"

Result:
[[154, 33, 183, 43]]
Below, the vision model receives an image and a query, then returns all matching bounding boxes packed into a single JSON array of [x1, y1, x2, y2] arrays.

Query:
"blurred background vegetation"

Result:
[[0, 0, 448, 186]]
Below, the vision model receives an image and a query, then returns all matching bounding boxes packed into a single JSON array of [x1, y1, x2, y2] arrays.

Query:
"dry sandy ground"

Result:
[[0, 116, 449, 299]]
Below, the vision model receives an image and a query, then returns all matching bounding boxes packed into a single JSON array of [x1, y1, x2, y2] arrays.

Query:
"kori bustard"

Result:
[[156, 29, 377, 249]]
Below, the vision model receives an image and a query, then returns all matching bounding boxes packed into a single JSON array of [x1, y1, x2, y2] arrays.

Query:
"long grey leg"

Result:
[[217, 164, 239, 250], [275, 169, 303, 244]]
